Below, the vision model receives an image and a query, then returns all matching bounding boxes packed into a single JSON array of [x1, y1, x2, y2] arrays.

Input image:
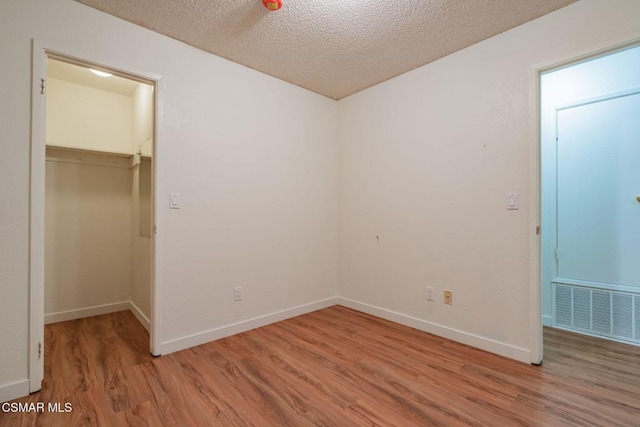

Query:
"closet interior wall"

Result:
[[44, 60, 153, 329]]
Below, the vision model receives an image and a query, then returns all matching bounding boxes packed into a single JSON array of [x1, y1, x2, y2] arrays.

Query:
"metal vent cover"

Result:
[[553, 284, 640, 346]]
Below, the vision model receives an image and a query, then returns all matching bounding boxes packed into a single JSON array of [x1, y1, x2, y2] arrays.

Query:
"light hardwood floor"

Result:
[[2, 306, 640, 426]]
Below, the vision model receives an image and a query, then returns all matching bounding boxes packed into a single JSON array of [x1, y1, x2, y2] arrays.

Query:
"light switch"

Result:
[[507, 193, 519, 210], [169, 192, 180, 209]]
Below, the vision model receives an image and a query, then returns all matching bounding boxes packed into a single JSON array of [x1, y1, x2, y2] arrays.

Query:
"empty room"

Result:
[[2, 0, 640, 425]]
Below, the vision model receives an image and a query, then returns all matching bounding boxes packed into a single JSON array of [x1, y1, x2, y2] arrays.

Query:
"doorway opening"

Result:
[[30, 45, 162, 393], [540, 44, 640, 347]]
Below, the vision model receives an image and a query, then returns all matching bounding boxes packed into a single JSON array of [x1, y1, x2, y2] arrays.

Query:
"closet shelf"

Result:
[[46, 144, 135, 158], [46, 145, 151, 169]]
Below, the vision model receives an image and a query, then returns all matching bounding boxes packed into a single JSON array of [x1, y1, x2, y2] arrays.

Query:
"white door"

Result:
[[556, 90, 640, 288]]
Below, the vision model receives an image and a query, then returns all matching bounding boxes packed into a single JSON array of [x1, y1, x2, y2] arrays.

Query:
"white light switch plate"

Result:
[[169, 192, 180, 209], [507, 193, 519, 210]]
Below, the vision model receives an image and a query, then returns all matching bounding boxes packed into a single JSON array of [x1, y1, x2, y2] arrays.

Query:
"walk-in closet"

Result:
[[44, 58, 154, 333]]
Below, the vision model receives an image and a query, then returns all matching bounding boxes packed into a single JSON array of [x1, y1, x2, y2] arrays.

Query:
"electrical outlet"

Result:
[[444, 290, 453, 305], [234, 287, 243, 302], [426, 287, 435, 301]]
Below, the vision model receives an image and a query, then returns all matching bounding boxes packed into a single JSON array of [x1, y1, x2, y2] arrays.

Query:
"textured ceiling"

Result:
[[75, 0, 576, 100]]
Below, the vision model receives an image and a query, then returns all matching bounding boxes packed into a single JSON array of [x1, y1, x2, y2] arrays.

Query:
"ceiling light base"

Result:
[[262, 0, 282, 11]]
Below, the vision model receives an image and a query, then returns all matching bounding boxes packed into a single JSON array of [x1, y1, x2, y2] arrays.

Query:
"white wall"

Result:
[[338, 0, 640, 362], [45, 155, 133, 317], [0, 0, 338, 401], [46, 78, 133, 153], [131, 82, 154, 324], [131, 158, 152, 323], [540, 45, 640, 324], [132, 84, 154, 156]]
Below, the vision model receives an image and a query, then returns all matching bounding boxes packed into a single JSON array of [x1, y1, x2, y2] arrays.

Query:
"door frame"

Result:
[[528, 33, 640, 365], [29, 40, 164, 392]]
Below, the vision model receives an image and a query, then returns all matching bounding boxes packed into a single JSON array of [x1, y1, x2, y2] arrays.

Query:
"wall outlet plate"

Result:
[[444, 290, 453, 305]]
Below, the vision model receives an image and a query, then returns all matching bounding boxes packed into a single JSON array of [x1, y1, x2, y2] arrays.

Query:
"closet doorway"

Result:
[[29, 47, 161, 392]]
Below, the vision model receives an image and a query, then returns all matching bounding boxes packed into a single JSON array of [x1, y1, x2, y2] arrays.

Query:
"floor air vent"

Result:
[[554, 284, 640, 345]]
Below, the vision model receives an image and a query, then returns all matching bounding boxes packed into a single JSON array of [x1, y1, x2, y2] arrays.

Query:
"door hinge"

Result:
[[40, 78, 45, 95], [38, 342, 42, 359], [153, 225, 157, 234], [554, 248, 560, 260], [536, 225, 540, 235]]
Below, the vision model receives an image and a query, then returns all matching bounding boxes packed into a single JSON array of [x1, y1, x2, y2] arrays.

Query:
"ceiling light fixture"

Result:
[[262, 0, 282, 11], [89, 69, 113, 77]]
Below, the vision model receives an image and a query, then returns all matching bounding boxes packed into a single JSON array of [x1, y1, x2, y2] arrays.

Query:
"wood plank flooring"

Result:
[[2, 306, 640, 426]]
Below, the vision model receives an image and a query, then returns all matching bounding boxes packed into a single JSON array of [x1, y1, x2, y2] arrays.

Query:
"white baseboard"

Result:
[[160, 297, 339, 355], [44, 301, 131, 324], [0, 380, 29, 403], [129, 301, 151, 332], [42, 295, 531, 364], [337, 297, 531, 364], [543, 314, 553, 327]]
